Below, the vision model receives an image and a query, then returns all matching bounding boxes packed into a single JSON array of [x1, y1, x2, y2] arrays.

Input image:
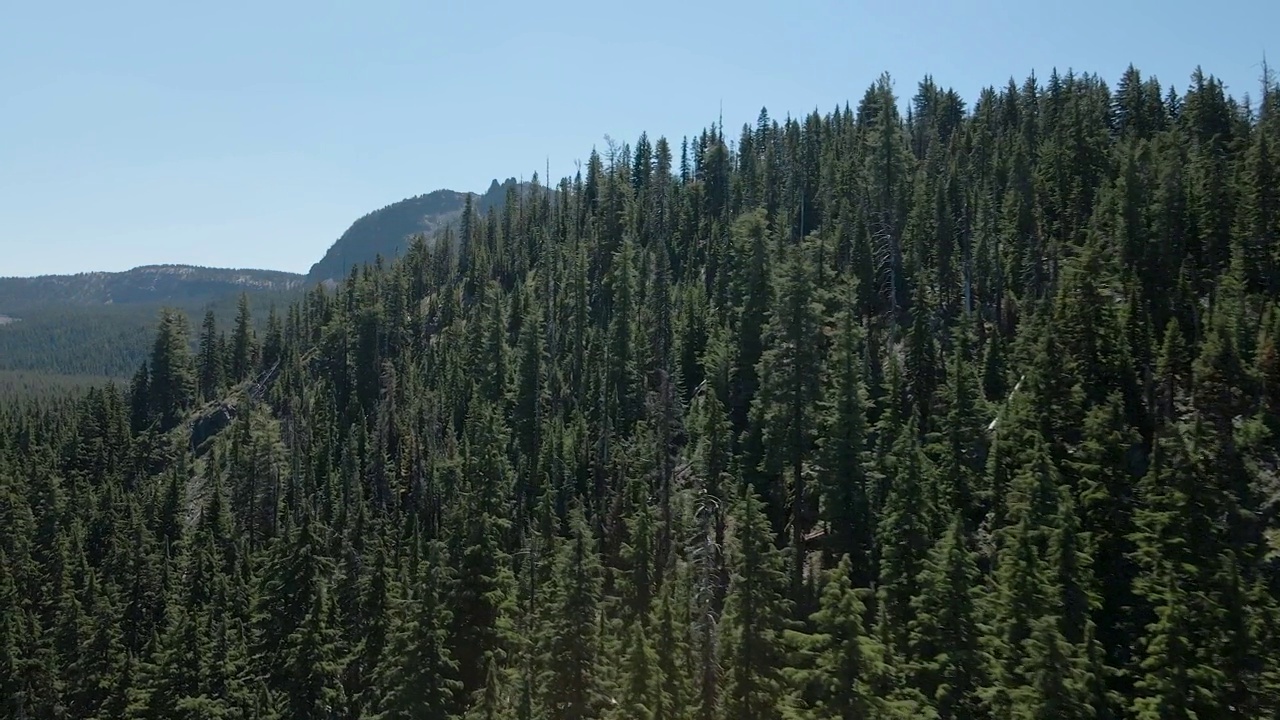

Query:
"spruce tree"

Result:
[[542, 503, 605, 720], [909, 514, 986, 719], [815, 292, 873, 584], [197, 309, 224, 402], [798, 554, 876, 720], [375, 539, 461, 719], [718, 487, 791, 720]]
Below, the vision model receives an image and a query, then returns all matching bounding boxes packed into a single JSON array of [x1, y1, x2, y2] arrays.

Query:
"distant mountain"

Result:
[[307, 177, 522, 283], [0, 264, 305, 316], [0, 265, 305, 379], [0, 177, 546, 381]]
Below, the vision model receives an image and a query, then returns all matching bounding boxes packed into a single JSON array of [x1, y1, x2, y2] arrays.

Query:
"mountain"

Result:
[[3, 64, 1280, 718], [0, 178, 532, 381], [0, 265, 303, 379], [306, 177, 520, 283], [0, 263, 304, 316]]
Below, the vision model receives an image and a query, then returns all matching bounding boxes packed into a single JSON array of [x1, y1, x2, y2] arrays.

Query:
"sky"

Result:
[[1, 0, 1276, 278]]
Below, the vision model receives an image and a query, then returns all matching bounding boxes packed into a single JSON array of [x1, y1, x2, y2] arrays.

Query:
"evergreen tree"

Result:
[[875, 418, 934, 659], [796, 554, 876, 720], [751, 236, 824, 584], [909, 515, 986, 719], [375, 538, 461, 719], [197, 309, 224, 402], [719, 487, 791, 720], [231, 293, 256, 382], [148, 308, 197, 431], [542, 503, 605, 720], [279, 582, 347, 718], [614, 619, 659, 720], [0, 62, 1277, 720], [815, 294, 874, 584]]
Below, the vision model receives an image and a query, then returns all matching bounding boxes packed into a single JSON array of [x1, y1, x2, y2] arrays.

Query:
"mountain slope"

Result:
[[0, 266, 303, 379], [3, 64, 1280, 718], [306, 178, 518, 283], [0, 178, 524, 382], [0, 264, 304, 315]]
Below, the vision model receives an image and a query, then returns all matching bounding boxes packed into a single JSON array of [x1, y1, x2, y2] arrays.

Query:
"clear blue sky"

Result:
[[2, 0, 1275, 277]]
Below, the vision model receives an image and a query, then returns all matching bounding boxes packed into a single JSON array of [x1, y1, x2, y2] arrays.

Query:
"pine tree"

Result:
[[1, 62, 1278, 720], [342, 542, 390, 715], [128, 603, 205, 719], [652, 579, 692, 720], [815, 294, 874, 584], [375, 538, 461, 719], [231, 293, 256, 382], [1072, 393, 1140, 687], [620, 491, 658, 621], [465, 652, 513, 720], [251, 512, 334, 691], [148, 308, 197, 431], [728, 209, 772, 435], [614, 619, 659, 720], [1016, 613, 1091, 720], [542, 503, 605, 720], [797, 554, 876, 720], [1131, 565, 1204, 720], [1129, 423, 1231, 718], [875, 418, 934, 659], [67, 573, 129, 718], [278, 582, 347, 718], [936, 319, 990, 533], [751, 236, 823, 586], [197, 309, 224, 402], [719, 487, 791, 720], [909, 515, 986, 719], [452, 400, 517, 706]]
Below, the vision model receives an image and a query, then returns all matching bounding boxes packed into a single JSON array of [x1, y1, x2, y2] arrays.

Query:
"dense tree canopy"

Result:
[[2, 63, 1280, 719]]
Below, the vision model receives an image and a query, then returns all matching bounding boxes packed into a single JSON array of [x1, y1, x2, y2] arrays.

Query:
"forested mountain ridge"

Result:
[[0, 266, 305, 381], [3, 63, 1280, 719], [0, 178, 522, 382], [306, 177, 523, 283], [0, 288, 302, 381], [0, 264, 303, 315]]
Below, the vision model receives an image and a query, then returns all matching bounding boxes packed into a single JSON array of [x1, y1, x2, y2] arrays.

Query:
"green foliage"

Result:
[[375, 539, 461, 719], [306, 180, 518, 283], [792, 554, 877, 719], [2, 64, 1279, 718], [719, 487, 792, 720]]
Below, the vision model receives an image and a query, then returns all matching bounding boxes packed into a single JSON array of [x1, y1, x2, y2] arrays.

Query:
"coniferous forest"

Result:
[[4, 65, 1280, 719]]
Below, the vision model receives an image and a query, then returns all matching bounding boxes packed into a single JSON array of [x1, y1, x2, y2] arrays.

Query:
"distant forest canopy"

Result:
[[0, 288, 301, 380], [0, 265, 304, 315], [2, 63, 1280, 719]]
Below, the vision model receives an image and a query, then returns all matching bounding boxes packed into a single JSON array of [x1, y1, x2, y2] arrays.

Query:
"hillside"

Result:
[[0, 265, 305, 380], [306, 177, 521, 283], [0, 177, 530, 383], [2, 65, 1280, 719], [0, 264, 304, 315]]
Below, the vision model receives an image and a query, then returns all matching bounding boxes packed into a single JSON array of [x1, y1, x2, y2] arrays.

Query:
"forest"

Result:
[[0, 287, 301, 380], [2, 64, 1279, 719]]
